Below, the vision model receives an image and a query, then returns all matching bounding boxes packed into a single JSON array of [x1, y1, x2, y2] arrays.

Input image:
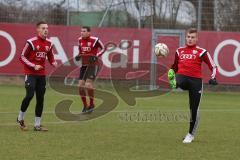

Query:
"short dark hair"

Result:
[[187, 28, 197, 34], [36, 21, 47, 27], [82, 26, 91, 32]]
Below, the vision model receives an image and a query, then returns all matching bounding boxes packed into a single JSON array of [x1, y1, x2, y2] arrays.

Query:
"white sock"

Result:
[[18, 111, 25, 121], [34, 117, 41, 127]]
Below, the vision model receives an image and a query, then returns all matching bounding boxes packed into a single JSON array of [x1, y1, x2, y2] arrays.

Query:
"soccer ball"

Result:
[[154, 43, 169, 57]]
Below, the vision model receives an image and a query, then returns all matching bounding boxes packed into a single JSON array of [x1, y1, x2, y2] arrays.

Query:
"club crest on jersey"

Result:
[[87, 42, 92, 46], [36, 45, 40, 50], [193, 50, 198, 54], [45, 46, 49, 51]]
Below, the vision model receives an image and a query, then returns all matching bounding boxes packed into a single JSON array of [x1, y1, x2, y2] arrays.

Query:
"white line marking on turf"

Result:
[[1, 108, 240, 114], [0, 121, 81, 127], [1, 109, 240, 127]]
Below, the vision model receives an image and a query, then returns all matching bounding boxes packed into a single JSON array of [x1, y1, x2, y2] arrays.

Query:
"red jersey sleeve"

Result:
[[19, 42, 35, 68], [202, 52, 217, 79], [78, 38, 83, 56], [47, 45, 55, 65], [171, 52, 179, 73], [95, 39, 105, 57]]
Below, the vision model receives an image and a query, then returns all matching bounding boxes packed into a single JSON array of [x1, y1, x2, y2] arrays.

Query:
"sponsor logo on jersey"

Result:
[[82, 47, 91, 52], [180, 54, 196, 60], [36, 52, 47, 59]]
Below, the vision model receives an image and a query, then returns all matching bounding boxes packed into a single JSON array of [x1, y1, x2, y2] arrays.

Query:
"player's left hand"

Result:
[[52, 61, 58, 67], [89, 56, 98, 63], [209, 78, 218, 85]]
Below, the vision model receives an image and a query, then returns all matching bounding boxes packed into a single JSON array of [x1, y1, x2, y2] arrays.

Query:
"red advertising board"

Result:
[[0, 23, 151, 79], [0, 23, 239, 84], [198, 31, 240, 84]]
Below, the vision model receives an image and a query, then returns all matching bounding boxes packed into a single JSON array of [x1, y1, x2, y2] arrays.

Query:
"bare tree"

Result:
[[202, 0, 214, 30], [215, 0, 240, 31], [0, 0, 67, 24], [1, 0, 239, 31]]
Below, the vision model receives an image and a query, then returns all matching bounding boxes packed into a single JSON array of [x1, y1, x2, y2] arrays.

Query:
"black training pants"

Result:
[[176, 74, 203, 135], [20, 75, 46, 117]]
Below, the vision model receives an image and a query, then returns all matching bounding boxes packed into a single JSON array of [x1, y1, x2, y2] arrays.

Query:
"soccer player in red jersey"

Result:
[[75, 26, 105, 113], [168, 28, 218, 143], [17, 21, 57, 131]]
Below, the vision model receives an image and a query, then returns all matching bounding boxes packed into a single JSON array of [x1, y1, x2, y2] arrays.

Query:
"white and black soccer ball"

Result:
[[154, 43, 169, 57]]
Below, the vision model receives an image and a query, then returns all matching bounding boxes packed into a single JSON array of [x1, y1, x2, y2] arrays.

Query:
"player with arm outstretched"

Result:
[[75, 26, 105, 113], [168, 28, 218, 143]]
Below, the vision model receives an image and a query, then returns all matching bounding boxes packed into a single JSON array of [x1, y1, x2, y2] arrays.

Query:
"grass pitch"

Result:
[[0, 84, 240, 160]]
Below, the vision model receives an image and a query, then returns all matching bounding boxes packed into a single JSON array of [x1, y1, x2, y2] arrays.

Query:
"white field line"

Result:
[[0, 121, 81, 127], [1, 108, 240, 114], [0, 109, 239, 126]]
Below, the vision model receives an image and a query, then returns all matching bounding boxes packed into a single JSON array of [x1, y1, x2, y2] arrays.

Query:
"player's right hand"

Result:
[[75, 55, 81, 61], [209, 78, 218, 85], [34, 65, 43, 70]]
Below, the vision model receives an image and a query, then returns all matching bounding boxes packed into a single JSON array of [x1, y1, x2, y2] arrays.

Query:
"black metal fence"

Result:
[[0, 0, 239, 31]]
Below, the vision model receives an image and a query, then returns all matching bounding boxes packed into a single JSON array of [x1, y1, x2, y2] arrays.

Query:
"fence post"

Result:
[[197, 0, 203, 30]]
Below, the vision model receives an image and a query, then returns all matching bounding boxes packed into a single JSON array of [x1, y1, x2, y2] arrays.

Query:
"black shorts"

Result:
[[79, 65, 99, 81], [25, 74, 46, 90], [176, 74, 202, 91]]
